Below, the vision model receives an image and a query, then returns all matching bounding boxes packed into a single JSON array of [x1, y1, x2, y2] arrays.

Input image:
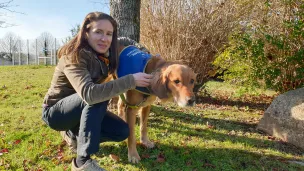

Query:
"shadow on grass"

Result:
[[98, 142, 303, 171], [197, 95, 271, 111], [150, 105, 303, 156], [151, 105, 257, 131]]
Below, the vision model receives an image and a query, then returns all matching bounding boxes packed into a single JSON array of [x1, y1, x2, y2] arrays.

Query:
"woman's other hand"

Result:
[[132, 73, 153, 87]]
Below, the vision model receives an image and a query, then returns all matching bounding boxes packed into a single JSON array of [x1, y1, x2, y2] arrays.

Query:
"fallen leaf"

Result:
[[25, 85, 33, 89], [0, 148, 9, 153], [57, 155, 64, 160], [45, 141, 51, 147], [277, 158, 288, 163], [186, 160, 192, 166], [109, 154, 120, 162], [207, 125, 215, 129], [156, 153, 165, 163], [268, 136, 276, 140], [141, 154, 150, 159], [194, 127, 204, 132], [228, 130, 236, 136], [203, 162, 216, 168], [206, 121, 214, 129], [183, 150, 190, 155], [14, 139, 21, 145]]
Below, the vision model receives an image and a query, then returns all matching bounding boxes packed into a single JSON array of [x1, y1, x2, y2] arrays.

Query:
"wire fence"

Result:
[[0, 37, 67, 66]]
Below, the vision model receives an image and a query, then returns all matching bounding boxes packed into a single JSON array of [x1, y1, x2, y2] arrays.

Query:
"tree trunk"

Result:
[[110, 0, 141, 42]]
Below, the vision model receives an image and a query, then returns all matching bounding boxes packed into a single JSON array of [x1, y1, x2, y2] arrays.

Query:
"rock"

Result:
[[257, 88, 304, 149]]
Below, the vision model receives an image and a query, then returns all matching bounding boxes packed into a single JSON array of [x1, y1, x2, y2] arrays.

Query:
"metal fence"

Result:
[[0, 37, 66, 66]]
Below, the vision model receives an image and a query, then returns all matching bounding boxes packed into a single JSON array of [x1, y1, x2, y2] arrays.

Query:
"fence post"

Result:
[[12, 53, 14, 66], [54, 38, 57, 65], [44, 49, 46, 65], [36, 39, 38, 65], [27, 39, 29, 65], [51, 47, 53, 65], [19, 39, 21, 65]]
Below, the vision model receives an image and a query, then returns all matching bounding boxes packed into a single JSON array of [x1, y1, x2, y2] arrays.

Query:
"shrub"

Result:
[[140, 0, 252, 84], [214, 0, 304, 93]]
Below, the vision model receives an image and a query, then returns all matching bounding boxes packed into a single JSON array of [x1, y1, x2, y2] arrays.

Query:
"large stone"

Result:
[[257, 88, 304, 149]]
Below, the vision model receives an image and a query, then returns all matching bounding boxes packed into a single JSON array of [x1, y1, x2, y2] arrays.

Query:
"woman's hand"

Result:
[[132, 73, 153, 87]]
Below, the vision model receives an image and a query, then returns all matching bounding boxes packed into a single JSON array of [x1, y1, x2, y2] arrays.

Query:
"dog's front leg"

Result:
[[117, 97, 126, 121], [140, 105, 155, 148], [126, 107, 141, 163]]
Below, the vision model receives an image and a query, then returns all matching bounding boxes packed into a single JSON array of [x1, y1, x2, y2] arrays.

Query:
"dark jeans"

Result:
[[42, 93, 129, 157]]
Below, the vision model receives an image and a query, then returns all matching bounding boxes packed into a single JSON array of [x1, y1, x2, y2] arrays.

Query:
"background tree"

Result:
[[0, 0, 22, 28], [62, 24, 80, 44], [0, 32, 22, 60], [36, 32, 55, 57], [110, 0, 141, 41]]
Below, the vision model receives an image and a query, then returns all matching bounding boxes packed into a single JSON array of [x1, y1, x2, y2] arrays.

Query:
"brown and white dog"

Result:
[[116, 37, 196, 163]]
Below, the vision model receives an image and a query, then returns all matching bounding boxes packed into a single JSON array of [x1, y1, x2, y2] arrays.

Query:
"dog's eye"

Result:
[[190, 79, 195, 84], [174, 80, 180, 84]]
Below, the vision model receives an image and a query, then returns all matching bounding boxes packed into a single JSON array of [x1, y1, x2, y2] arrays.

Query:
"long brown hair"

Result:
[[58, 12, 118, 74]]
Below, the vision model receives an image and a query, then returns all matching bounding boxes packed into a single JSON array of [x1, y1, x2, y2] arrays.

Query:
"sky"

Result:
[[0, 0, 110, 40]]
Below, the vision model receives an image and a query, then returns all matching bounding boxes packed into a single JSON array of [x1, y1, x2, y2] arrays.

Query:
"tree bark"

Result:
[[110, 0, 141, 42]]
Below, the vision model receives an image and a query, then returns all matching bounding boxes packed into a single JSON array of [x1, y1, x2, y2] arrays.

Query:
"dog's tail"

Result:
[[118, 37, 150, 54]]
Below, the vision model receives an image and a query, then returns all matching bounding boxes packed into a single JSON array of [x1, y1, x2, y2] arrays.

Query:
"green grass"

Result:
[[0, 65, 303, 171]]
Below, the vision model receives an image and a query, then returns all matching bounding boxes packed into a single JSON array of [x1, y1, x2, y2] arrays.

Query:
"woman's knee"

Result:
[[117, 122, 130, 141], [84, 101, 109, 115]]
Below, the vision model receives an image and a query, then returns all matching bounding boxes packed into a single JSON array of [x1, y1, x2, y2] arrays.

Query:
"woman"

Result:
[[41, 12, 152, 170]]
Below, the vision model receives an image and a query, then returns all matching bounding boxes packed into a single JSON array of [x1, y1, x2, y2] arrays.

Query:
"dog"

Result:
[[116, 37, 196, 163]]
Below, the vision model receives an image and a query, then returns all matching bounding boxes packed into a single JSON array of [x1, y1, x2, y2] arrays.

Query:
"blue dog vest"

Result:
[[117, 45, 152, 95]]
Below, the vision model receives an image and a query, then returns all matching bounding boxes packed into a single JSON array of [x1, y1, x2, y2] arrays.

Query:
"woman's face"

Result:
[[86, 19, 114, 54]]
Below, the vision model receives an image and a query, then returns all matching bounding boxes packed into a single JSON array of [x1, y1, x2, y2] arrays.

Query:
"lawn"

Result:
[[0, 65, 303, 171]]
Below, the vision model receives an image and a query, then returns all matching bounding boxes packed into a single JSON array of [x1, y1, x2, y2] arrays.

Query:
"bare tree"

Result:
[[89, 0, 110, 11], [62, 24, 80, 44], [0, 0, 22, 28], [36, 32, 55, 57], [110, 0, 141, 41], [0, 32, 22, 60]]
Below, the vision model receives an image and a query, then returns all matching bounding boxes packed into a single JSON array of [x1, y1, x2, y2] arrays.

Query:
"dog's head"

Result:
[[151, 64, 197, 107]]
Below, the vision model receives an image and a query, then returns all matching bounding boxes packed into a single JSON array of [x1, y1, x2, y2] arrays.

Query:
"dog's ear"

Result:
[[150, 71, 170, 99]]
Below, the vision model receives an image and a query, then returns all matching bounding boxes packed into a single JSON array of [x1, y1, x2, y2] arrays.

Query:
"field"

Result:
[[0, 66, 303, 171]]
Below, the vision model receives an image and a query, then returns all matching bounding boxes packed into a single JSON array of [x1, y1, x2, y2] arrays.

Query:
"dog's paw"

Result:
[[128, 150, 141, 163], [141, 140, 155, 149]]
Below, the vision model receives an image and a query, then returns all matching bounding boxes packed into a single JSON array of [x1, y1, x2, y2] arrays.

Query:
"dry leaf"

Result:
[[268, 136, 276, 140], [203, 162, 216, 168], [109, 154, 120, 162], [141, 154, 150, 159], [0, 148, 9, 154], [14, 139, 21, 145], [156, 153, 165, 163]]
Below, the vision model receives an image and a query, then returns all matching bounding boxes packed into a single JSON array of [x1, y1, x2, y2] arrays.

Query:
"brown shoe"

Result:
[[71, 158, 106, 171], [60, 131, 77, 153]]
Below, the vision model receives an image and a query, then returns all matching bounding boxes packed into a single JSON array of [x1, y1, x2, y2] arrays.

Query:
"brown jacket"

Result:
[[43, 48, 136, 106]]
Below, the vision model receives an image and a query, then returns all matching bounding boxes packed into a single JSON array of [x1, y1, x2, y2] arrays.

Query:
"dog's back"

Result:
[[118, 37, 150, 54]]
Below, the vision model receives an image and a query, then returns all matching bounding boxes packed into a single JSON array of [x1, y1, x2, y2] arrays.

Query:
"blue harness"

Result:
[[117, 45, 152, 95]]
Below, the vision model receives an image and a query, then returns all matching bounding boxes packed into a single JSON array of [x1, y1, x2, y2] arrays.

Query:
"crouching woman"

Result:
[[41, 12, 152, 170]]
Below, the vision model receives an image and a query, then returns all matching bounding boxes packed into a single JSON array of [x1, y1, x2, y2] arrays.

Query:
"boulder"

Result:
[[257, 88, 304, 149]]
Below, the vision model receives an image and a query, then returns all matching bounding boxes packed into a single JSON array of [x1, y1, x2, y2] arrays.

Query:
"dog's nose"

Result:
[[187, 96, 196, 106]]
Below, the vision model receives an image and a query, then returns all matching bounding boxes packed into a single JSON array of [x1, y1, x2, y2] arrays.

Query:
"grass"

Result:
[[0, 65, 303, 171]]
